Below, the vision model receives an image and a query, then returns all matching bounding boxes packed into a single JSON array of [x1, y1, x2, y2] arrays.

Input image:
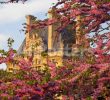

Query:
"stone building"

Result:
[[6, 9, 84, 72]]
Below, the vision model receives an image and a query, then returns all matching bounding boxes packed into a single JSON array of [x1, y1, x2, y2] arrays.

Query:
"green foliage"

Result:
[[86, 96, 92, 100], [27, 80, 37, 85], [7, 38, 14, 49], [0, 50, 7, 56], [0, 70, 14, 82], [96, 0, 110, 5], [15, 71, 26, 80], [82, 69, 91, 78]]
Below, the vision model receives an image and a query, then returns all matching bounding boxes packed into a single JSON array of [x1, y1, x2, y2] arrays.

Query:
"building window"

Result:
[[38, 60, 41, 64], [68, 49, 72, 53], [52, 59, 56, 63], [36, 59, 37, 64], [9, 68, 13, 72]]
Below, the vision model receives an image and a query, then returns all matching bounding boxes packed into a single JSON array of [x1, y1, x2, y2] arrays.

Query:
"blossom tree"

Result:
[[0, 0, 110, 99]]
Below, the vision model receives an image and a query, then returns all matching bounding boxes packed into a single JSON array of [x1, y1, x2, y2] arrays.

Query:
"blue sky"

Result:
[[0, 0, 58, 69]]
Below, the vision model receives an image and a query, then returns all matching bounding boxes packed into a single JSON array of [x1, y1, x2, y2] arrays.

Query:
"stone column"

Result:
[[48, 9, 53, 51], [76, 15, 82, 45], [25, 15, 31, 48]]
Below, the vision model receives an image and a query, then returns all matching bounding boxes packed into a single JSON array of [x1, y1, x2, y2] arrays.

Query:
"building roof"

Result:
[[17, 15, 76, 56], [17, 38, 26, 55]]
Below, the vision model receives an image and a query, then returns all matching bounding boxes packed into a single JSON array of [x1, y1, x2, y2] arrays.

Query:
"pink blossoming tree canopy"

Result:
[[0, 46, 110, 99], [0, 0, 110, 99], [25, 0, 110, 32]]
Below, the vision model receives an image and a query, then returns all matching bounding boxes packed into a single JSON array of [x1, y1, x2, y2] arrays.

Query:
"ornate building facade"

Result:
[[6, 9, 83, 72]]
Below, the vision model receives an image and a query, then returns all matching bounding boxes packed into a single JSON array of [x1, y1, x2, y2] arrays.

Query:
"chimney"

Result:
[[76, 15, 82, 45], [76, 15, 88, 47], [48, 8, 60, 52], [25, 15, 31, 48], [48, 9, 53, 51]]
